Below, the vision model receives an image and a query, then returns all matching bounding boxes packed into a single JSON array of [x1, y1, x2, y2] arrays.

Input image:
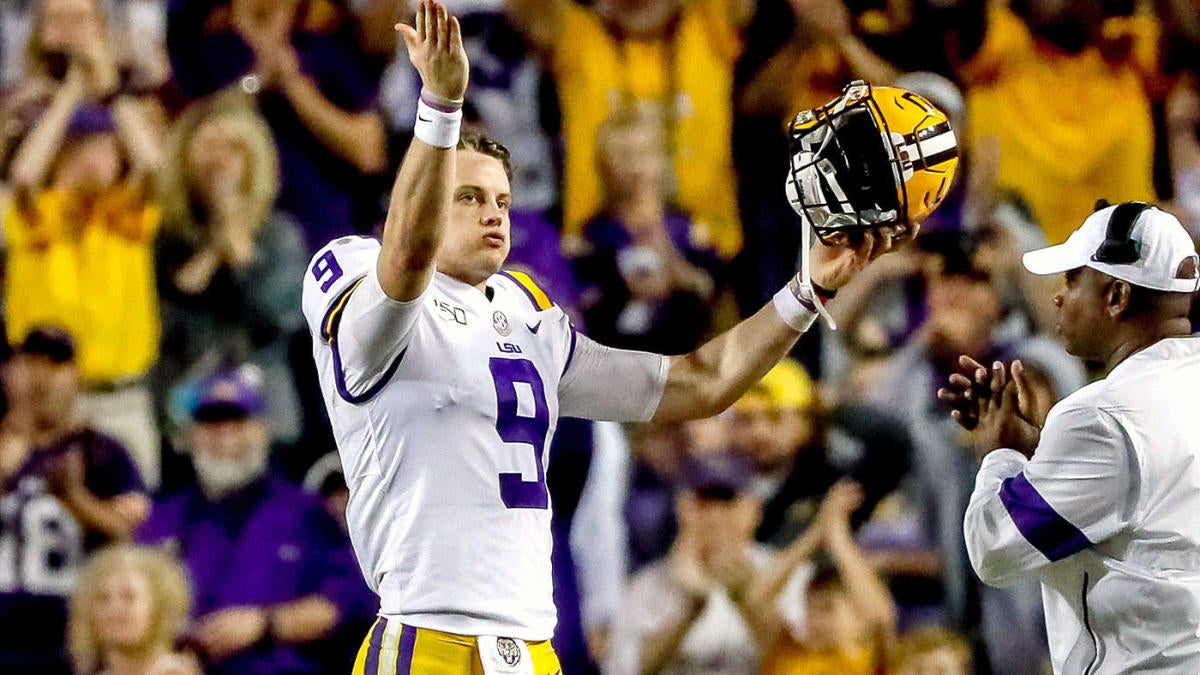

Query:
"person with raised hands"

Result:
[[301, 23, 952, 671]]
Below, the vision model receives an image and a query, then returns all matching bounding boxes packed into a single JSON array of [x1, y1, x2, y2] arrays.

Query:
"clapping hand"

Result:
[[706, 539, 756, 602], [816, 479, 864, 534], [44, 450, 86, 499], [669, 529, 714, 599], [939, 358, 1044, 459], [190, 606, 268, 662]]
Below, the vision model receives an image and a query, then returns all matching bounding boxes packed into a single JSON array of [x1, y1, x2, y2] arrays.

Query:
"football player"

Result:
[[301, 2, 959, 672]]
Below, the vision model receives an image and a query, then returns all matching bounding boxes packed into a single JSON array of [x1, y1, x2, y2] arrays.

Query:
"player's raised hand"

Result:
[[808, 222, 919, 291], [396, 1, 468, 102]]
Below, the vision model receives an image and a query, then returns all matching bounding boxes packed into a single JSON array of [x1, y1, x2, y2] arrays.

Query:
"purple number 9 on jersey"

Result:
[[490, 357, 550, 509], [312, 250, 344, 292]]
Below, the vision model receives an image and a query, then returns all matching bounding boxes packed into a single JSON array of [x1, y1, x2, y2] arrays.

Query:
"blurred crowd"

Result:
[[0, 0, 1198, 673]]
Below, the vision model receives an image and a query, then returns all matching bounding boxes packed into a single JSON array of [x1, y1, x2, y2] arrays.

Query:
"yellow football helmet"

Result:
[[786, 80, 959, 241]]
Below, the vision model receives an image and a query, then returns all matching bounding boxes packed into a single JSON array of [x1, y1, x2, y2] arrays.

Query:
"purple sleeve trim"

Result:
[[322, 277, 406, 404], [563, 325, 578, 376], [999, 471, 1093, 562], [419, 92, 464, 114], [331, 341, 406, 405]]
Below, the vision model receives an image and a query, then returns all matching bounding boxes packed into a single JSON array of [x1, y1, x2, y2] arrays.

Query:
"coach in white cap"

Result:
[[940, 201, 1200, 673]]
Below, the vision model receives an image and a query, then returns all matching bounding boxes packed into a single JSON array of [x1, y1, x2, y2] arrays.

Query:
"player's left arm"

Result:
[[964, 406, 1137, 587], [650, 228, 905, 423]]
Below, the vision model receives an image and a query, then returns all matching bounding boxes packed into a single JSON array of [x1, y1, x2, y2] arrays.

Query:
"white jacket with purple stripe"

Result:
[[965, 337, 1200, 674]]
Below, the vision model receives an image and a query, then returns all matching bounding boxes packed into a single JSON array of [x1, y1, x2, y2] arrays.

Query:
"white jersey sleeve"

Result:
[[559, 333, 669, 422], [301, 235, 432, 401], [964, 403, 1138, 587]]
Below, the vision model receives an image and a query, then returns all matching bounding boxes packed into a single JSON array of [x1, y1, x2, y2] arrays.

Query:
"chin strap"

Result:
[[798, 216, 837, 330]]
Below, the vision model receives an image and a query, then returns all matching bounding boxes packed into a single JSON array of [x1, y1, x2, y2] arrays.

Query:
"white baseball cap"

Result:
[[1022, 203, 1200, 293]]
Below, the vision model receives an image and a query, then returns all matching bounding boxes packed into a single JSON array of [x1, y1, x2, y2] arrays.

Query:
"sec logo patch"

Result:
[[493, 311, 511, 336]]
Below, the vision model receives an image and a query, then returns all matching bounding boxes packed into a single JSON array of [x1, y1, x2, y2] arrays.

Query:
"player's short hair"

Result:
[[459, 131, 513, 180], [68, 544, 191, 674]]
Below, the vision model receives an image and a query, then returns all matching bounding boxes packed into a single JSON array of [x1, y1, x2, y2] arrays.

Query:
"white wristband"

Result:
[[414, 99, 462, 149], [772, 277, 819, 333]]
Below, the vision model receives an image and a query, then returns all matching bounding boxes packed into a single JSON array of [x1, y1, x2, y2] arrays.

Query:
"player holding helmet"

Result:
[[301, 5, 957, 669]]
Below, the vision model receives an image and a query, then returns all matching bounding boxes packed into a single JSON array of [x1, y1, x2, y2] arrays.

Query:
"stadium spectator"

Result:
[[606, 452, 774, 675], [301, 453, 382, 675], [166, 0, 387, 249], [3, 0, 165, 488], [136, 365, 364, 675], [573, 102, 719, 355], [750, 481, 896, 675], [0, 0, 167, 172], [504, 0, 750, 259], [888, 625, 972, 675], [623, 413, 739, 571], [0, 0, 169, 89], [730, 358, 911, 548], [738, 0, 900, 124], [623, 421, 688, 573], [959, 0, 1161, 243], [67, 544, 200, 675], [154, 91, 307, 446], [867, 231, 1085, 672], [0, 327, 150, 675]]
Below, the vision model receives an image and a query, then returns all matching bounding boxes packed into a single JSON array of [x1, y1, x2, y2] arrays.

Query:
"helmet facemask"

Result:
[[786, 81, 908, 246], [780, 80, 958, 330]]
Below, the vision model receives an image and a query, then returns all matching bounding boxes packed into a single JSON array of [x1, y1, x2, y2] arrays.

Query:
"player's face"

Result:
[[439, 150, 512, 288], [1052, 267, 1112, 361], [93, 568, 155, 650]]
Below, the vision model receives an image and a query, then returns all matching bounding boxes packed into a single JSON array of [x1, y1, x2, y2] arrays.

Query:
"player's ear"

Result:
[[1106, 279, 1131, 318]]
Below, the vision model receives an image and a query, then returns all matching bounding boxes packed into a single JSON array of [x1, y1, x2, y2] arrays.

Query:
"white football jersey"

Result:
[[301, 236, 667, 640], [965, 337, 1200, 673]]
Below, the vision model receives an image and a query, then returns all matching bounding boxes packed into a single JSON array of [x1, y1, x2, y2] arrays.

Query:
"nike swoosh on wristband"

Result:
[[527, 321, 541, 334], [417, 115, 433, 123]]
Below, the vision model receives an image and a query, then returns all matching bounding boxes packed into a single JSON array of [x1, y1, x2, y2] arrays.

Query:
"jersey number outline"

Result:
[[490, 358, 550, 509], [312, 250, 344, 292]]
